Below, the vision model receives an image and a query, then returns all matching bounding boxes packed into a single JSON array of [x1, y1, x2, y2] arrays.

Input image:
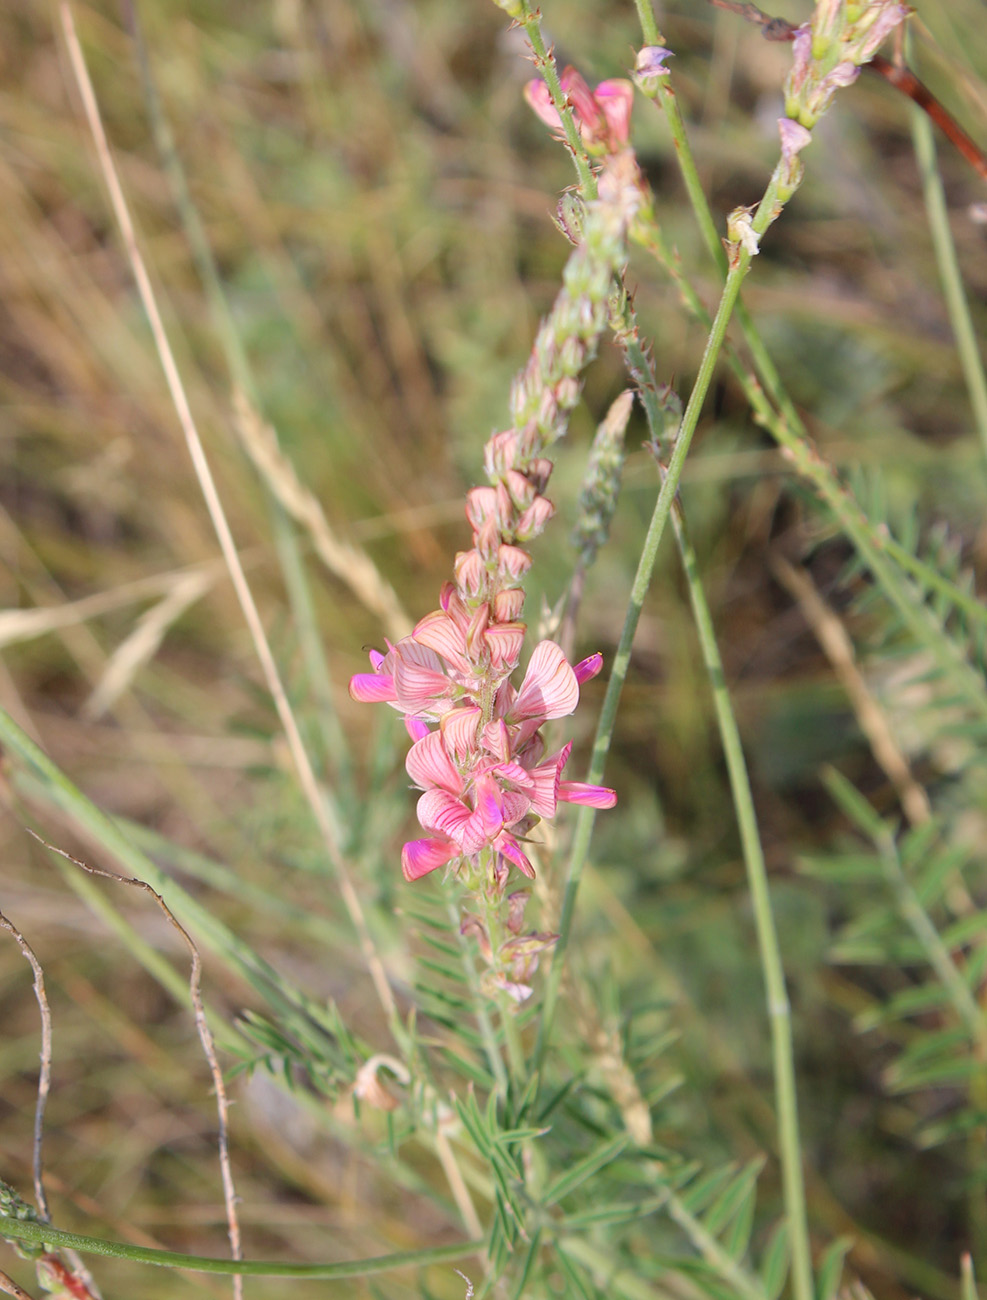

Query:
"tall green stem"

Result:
[[533, 242, 757, 1079], [618, 305, 814, 1300], [673, 505, 813, 1300]]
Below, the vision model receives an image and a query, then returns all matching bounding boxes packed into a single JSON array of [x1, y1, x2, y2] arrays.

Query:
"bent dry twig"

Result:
[[26, 832, 243, 1300]]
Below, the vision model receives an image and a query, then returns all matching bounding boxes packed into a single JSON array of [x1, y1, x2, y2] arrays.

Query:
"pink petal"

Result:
[[594, 79, 634, 144], [406, 729, 462, 795], [454, 548, 486, 598], [471, 772, 506, 840], [512, 641, 579, 722], [482, 719, 511, 763], [558, 780, 617, 809], [492, 588, 525, 622], [498, 545, 532, 580], [413, 609, 470, 673], [441, 705, 482, 759], [494, 759, 534, 791], [495, 832, 536, 879], [417, 789, 473, 844], [523, 79, 562, 130], [516, 495, 555, 541], [526, 742, 572, 818], [484, 622, 526, 672], [559, 67, 599, 128], [393, 641, 455, 716], [402, 836, 459, 882]]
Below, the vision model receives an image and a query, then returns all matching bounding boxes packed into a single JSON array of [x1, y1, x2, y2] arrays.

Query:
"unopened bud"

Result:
[[633, 45, 673, 97], [571, 389, 633, 567]]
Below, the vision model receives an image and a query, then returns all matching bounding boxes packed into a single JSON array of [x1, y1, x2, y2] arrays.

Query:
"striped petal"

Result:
[[402, 836, 459, 882]]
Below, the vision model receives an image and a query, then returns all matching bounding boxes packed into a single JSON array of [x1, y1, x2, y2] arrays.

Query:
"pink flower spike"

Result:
[[594, 79, 634, 145], [512, 641, 580, 722], [573, 652, 603, 684], [558, 780, 618, 809], [402, 836, 459, 882], [349, 671, 397, 703]]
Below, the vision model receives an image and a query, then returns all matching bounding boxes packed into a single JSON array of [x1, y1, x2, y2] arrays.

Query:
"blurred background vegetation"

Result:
[[1, 0, 986, 1297]]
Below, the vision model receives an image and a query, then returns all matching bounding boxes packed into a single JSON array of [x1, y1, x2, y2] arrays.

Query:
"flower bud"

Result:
[[633, 45, 673, 97]]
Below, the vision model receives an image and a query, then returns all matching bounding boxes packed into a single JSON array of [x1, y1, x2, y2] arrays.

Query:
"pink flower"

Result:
[[392, 642, 617, 883], [524, 68, 634, 155]]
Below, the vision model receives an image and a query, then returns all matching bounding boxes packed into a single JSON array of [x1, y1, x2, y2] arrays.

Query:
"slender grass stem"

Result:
[[673, 508, 812, 1300], [908, 82, 987, 467], [0, 1215, 479, 1279]]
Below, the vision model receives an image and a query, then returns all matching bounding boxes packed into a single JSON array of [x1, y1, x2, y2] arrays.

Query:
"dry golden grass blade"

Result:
[[231, 392, 410, 641], [0, 564, 219, 653], [82, 568, 216, 720]]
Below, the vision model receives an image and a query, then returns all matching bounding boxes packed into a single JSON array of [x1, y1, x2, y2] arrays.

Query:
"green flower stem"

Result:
[[515, 2, 598, 200], [449, 901, 511, 1097], [909, 82, 987, 466], [673, 505, 812, 1300], [616, 309, 813, 1300], [532, 236, 759, 1081], [0, 1215, 479, 1279]]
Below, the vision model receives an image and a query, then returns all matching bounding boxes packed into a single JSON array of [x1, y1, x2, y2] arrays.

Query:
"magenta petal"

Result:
[[496, 833, 536, 879], [402, 837, 458, 882], [573, 653, 603, 684], [512, 641, 579, 722], [349, 672, 397, 703], [473, 773, 506, 839], [558, 780, 617, 809], [405, 716, 431, 743]]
